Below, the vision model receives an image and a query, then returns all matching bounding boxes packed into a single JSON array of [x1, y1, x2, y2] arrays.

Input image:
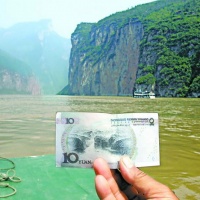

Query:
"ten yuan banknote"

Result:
[[56, 112, 159, 169]]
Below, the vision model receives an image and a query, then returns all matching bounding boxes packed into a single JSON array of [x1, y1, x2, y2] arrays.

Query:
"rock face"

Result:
[[0, 49, 40, 94], [63, 0, 200, 97], [0, 70, 40, 95], [68, 20, 143, 96]]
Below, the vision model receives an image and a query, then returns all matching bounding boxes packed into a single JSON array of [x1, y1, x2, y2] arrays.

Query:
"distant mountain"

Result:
[[0, 19, 71, 94], [0, 49, 40, 94], [61, 0, 200, 97]]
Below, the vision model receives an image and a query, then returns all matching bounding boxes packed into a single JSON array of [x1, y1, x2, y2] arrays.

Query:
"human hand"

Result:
[[93, 156, 179, 200]]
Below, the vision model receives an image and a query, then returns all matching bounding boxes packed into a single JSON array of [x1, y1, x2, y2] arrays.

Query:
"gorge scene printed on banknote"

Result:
[[56, 112, 159, 169]]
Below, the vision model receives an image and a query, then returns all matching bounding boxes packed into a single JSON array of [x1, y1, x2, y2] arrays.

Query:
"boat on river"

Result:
[[133, 91, 155, 99]]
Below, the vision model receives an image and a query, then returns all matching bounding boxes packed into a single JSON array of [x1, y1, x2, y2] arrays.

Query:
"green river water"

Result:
[[0, 95, 199, 199]]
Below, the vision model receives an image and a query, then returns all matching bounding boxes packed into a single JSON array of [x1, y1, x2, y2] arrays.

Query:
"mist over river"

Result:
[[0, 95, 199, 199]]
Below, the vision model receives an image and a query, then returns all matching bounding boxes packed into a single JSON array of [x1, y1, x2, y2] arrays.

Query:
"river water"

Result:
[[0, 95, 199, 199]]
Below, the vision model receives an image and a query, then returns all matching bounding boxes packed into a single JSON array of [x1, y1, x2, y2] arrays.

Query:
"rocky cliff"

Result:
[[0, 50, 40, 94], [67, 19, 143, 96], [0, 70, 40, 95], [62, 0, 200, 97]]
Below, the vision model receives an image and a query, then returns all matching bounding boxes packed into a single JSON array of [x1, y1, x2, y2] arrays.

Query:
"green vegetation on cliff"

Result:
[[137, 0, 200, 96], [66, 0, 200, 97]]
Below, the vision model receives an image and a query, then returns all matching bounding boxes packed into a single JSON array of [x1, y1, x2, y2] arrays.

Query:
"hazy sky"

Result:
[[0, 0, 155, 38]]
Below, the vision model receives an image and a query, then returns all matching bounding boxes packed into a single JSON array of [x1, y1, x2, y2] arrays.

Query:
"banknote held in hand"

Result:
[[56, 112, 159, 169]]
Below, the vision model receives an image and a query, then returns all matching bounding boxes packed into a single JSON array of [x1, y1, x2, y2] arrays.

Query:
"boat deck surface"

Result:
[[1, 155, 98, 200]]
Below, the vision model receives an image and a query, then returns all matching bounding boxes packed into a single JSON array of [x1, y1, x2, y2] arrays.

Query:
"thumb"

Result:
[[119, 156, 178, 199]]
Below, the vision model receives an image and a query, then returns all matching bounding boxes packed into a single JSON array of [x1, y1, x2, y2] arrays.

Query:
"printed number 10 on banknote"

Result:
[[56, 112, 159, 169]]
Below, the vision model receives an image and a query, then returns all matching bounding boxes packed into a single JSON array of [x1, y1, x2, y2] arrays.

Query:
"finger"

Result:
[[93, 158, 127, 200], [95, 175, 116, 200], [111, 169, 139, 200], [119, 156, 179, 199]]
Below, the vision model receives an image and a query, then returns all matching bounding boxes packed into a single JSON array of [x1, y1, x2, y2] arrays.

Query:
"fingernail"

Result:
[[122, 156, 134, 168]]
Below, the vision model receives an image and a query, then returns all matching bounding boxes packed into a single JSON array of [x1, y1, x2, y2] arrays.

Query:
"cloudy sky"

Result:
[[0, 0, 155, 38]]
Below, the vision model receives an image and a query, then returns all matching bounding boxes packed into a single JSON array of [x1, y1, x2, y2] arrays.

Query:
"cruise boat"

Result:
[[133, 91, 155, 98]]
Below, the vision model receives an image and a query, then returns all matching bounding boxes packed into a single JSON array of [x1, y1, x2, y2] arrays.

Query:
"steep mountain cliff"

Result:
[[0, 20, 71, 94], [62, 0, 200, 97], [0, 49, 40, 94]]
